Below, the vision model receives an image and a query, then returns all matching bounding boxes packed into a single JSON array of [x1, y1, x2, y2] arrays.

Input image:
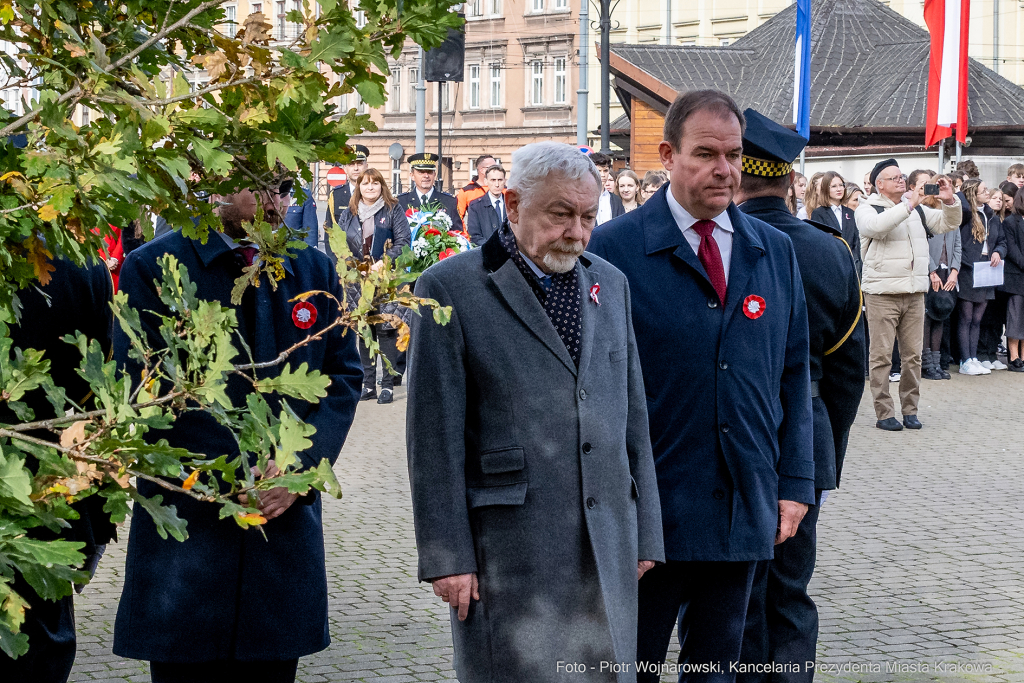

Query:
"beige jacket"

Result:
[[855, 193, 962, 295]]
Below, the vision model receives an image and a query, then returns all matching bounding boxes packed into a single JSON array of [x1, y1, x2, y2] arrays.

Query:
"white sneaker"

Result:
[[981, 360, 995, 370], [973, 358, 992, 375], [889, 372, 901, 382], [960, 360, 983, 375], [991, 360, 1008, 370]]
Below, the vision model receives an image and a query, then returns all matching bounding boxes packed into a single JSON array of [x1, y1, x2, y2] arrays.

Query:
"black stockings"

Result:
[[958, 300, 988, 360]]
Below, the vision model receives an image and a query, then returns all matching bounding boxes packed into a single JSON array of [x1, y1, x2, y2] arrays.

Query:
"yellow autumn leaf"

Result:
[[182, 470, 200, 491], [37, 204, 59, 221], [0, 170, 24, 182], [24, 236, 55, 285], [396, 322, 410, 353], [237, 512, 267, 526]]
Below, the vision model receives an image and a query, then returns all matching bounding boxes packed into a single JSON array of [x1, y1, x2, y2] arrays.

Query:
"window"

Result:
[[408, 67, 419, 111], [392, 158, 402, 194], [490, 0, 501, 14], [389, 67, 401, 112], [489, 64, 501, 107], [468, 65, 480, 109], [80, 106, 89, 126], [530, 60, 543, 105], [441, 82, 451, 111], [531, 0, 543, 11], [554, 0, 566, 8], [356, 92, 366, 114], [554, 57, 566, 103], [355, 10, 366, 27], [719, 38, 731, 46], [339, 92, 349, 111], [2, 88, 21, 116], [225, 5, 237, 35], [277, 1, 286, 39], [291, 0, 301, 37], [467, 0, 482, 16], [251, 2, 261, 13]]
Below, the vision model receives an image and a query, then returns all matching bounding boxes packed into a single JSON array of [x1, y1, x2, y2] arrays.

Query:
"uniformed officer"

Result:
[[396, 152, 463, 232], [734, 109, 865, 682], [324, 144, 369, 231]]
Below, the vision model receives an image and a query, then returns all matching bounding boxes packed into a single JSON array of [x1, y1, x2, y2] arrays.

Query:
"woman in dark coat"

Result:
[[334, 167, 411, 403], [956, 179, 1006, 374], [1002, 189, 1024, 371]]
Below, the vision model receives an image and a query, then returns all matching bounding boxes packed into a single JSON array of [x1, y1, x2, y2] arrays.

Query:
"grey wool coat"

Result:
[[406, 231, 664, 683]]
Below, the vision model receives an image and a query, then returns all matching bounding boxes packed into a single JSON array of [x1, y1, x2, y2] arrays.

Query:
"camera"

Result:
[[924, 183, 940, 196]]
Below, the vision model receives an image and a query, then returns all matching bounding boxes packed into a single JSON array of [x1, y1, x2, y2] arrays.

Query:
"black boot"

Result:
[[922, 348, 942, 380], [938, 350, 952, 379], [358, 337, 378, 400]]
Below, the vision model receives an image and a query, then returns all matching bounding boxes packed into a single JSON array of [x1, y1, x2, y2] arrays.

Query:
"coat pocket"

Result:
[[466, 482, 528, 509], [610, 346, 628, 363], [479, 447, 525, 474]]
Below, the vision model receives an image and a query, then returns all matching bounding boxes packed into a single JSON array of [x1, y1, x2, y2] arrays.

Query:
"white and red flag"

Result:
[[924, 0, 970, 146]]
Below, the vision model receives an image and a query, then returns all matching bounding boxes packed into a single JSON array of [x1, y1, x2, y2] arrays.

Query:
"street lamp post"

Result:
[[599, 0, 612, 155]]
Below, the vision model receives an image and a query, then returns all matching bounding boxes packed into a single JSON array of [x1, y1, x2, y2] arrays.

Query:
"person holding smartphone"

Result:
[[921, 174, 961, 380]]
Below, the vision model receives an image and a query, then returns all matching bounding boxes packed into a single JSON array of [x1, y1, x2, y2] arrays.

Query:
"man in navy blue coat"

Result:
[[587, 90, 815, 682], [112, 184, 362, 683], [734, 110, 865, 682]]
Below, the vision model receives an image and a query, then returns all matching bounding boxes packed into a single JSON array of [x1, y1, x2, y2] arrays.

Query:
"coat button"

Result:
[[719, 361, 729, 370], [579, 389, 587, 400], [713, 489, 725, 500], [582, 442, 592, 454], [586, 497, 596, 509], [720, 423, 730, 434], [707, 299, 718, 309]]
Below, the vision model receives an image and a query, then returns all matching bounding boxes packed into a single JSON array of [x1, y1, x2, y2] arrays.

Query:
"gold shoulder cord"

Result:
[[824, 235, 863, 356], [325, 187, 335, 229]]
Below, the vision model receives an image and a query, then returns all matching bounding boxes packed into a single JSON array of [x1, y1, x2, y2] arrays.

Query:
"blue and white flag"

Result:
[[793, 0, 811, 140]]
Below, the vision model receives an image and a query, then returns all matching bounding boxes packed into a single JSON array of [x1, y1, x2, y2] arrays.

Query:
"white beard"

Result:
[[542, 240, 584, 273]]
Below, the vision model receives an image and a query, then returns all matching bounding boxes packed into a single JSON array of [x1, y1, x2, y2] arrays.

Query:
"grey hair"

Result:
[[507, 142, 601, 204]]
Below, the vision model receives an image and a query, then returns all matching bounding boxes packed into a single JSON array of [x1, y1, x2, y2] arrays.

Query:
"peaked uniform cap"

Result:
[[409, 152, 439, 170], [741, 108, 808, 177], [351, 144, 370, 160]]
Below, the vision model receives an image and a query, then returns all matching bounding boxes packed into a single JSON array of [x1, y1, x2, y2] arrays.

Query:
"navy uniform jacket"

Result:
[[112, 232, 362, 662], [325, 183, 353, 229], [397, 188, 463, 232], [465, 193, 504, 246], [586, 186, 815, 562], [741, 196, 866, 490]]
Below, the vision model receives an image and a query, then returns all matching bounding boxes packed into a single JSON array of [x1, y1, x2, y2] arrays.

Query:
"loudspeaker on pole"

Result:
[[424, 20, 466, 83]]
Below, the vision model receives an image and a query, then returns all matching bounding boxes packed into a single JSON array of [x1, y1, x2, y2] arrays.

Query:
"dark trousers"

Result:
[[890, 341, 901, 375], [357, 324, 398, 391], [738, 502, 822, 683], [151, 659, 299, 683], [0, 574, 76, 683], [979, 291, 1008, 361], [637, 560, 758, 683]]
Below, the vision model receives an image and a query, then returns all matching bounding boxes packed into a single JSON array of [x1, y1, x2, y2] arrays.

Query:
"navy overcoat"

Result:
[[587, 186, 815, 562], [112, 232, 362, 663]]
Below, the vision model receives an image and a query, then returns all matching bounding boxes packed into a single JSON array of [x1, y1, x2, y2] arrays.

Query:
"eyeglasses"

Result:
[[878, 175, 904, 184]]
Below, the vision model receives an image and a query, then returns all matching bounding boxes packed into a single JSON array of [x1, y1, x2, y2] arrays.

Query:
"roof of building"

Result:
[[608, 0, 1024, 131]]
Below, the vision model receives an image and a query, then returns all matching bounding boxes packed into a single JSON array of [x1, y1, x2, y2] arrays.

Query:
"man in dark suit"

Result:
[[397, 152, 462, 231], [465, 165, 507, 245], [408, 141, 663, 682], [0, 258, 117, 683], [734, 109, 865, 682], [112, 183, 363, 683], [324, 144, 369, 231], [587, 90, 815, 682], [590, 152, 625, 225]]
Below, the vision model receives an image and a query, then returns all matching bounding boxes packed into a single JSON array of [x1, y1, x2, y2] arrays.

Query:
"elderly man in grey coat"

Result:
[[407, 141, 664, 683]]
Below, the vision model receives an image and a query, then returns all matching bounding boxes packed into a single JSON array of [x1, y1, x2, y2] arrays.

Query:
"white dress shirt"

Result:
[[665, 187, 734, 282], [831, 204, 842, 224], [490, 193, 505, 223], [418, 188, 435, 205], [597, 191, 612, 225]]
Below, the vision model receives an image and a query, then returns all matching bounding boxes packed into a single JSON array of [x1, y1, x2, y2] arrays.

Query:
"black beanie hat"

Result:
[[870, 158, 899, 188]]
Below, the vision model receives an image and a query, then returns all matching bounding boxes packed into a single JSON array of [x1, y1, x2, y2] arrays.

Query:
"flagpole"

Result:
[[938, 140, 945, 173], [955, 138, 962, 167], [799, 149, 805, 175]]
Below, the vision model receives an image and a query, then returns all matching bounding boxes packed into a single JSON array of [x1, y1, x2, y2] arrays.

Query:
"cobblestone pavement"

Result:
[[69, 372, 1024, 682]]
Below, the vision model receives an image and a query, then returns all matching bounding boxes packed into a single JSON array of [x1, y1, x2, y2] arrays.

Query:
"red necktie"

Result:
[[692, 220, 727, 305], [236, 246, 258, 267]]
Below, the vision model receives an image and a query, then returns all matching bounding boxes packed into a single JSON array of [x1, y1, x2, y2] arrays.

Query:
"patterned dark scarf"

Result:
[[499, 225, 582, 366]]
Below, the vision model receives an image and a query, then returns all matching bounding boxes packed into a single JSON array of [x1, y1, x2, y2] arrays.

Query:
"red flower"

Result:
[[405, 207, 414, 217], [448, 231, 461, 237], [438, 248, 457, 260], [425, 228, 441, 237], [743, 295, 766, 320]]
